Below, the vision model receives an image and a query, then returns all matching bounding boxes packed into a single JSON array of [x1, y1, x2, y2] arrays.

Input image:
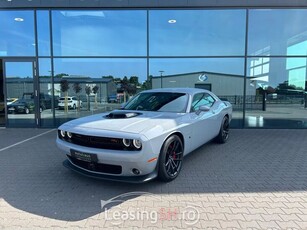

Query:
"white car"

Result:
[[58, 96, 82, 110], [56, 88, 232, 183]]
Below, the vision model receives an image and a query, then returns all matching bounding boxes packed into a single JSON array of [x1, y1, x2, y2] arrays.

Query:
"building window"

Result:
[[0, 10, 35, 56], [248, 9, 307, 56], [149, 10, 246, 56], [51, 10, 147, 56]]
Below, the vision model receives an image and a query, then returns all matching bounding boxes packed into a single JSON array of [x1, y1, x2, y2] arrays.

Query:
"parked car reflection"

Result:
[[7, 93, 52, 114]]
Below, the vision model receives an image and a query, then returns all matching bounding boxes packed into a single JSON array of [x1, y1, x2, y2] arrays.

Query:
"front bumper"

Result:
[[56, 137, 159, 180], [63, 159, 157, 183]]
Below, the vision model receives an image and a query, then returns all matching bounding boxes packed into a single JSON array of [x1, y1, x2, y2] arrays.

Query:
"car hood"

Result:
[[61, 110, 185, 134]]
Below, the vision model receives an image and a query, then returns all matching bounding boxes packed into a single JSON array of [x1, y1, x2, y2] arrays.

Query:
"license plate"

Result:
[[70, 149, 98, 163]]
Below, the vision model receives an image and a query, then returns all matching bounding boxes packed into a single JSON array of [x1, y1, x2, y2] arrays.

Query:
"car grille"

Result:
[[67, 155, 122, 174], [58, 131, 138, 151]]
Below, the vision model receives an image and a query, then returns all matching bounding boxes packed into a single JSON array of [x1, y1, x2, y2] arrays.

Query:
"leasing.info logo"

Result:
[[101, 191, 201, 226]]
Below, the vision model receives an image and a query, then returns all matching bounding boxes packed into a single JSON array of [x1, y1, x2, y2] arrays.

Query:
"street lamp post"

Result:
[[159, 70, 164, 88]]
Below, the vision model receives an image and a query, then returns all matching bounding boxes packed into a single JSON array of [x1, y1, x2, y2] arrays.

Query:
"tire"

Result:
[[25, 108, 30, 114], [216, 116, 230, 144], [158, 135, 184, 182]]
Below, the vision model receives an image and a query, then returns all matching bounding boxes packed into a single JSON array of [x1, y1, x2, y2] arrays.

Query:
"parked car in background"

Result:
[[7, 98, 18, 105], [58, 96, 82, 110], [7, 93, 52, 114], [7, 95, 34, 114], [57, 88, 232, 183]]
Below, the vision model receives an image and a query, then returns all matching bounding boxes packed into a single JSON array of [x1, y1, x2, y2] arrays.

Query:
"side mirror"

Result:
[[196, 105, 210, 115], [199, 105, 210, 112]]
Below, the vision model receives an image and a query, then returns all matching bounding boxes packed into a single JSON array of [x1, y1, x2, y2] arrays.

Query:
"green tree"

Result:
[[85, 85, 92, 111], [141, 76, 152, 90], [55, 73, 69, 78], [92, 85, 99, 109], [129, 76, 139, 86], [73, 83, 82, 111]]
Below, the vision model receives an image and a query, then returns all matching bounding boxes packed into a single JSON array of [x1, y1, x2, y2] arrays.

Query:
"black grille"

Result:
[[72, 133, 125, 150], [68, 155, 122, 174], [58, 130, 140, 151], [58, 130, 142, 151]]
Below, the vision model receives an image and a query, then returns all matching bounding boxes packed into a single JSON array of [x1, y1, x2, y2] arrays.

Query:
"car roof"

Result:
[[141, 88, 211, 96]]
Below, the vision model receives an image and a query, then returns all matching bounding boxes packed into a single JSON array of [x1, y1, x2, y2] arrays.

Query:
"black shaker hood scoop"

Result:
[[104, 111, 142, 119]]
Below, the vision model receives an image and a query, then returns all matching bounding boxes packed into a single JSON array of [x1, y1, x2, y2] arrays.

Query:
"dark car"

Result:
[[7, 98, 34, 114], [7, 93, 52, 114]]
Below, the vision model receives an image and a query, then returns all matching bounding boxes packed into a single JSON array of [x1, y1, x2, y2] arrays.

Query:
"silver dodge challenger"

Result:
[[56, 88, 232, 183]]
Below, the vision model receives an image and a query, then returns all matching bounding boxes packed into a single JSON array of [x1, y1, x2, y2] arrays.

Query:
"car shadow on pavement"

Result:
[[0, 129, 306, 221]]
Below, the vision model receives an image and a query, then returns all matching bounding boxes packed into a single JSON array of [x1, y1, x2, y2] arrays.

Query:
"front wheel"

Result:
[[158, 135, 184, 182], [216, 116, 230, 144]]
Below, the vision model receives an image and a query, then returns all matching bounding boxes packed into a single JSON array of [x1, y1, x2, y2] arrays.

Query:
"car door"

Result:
[[189, 93, 220, 149]]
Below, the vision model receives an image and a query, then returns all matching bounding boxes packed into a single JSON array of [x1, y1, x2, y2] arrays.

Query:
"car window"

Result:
[[158, 95, 188, 113], [124, 92, 188, 113], [191, 93, 215, 112]]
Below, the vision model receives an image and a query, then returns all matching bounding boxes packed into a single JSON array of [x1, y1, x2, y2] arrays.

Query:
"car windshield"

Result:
[[123, 92, 188, 113]]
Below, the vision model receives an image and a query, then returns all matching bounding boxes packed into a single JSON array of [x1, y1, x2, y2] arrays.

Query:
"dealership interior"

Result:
[[0, 1, 306, 128]]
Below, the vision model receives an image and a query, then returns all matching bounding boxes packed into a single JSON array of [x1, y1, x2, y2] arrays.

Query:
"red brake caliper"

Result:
[[172, 143, 176, 160]]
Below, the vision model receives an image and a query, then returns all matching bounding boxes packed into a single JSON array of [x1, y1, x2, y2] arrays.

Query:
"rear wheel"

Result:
[[216, 116, 230, 144], [158, 135, 183, 182]]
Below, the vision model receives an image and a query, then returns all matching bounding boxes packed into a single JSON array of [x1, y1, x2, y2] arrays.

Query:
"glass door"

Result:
[[4, 60, 38, 127]]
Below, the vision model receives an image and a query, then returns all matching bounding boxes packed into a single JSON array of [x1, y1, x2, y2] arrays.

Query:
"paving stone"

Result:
[[0, 129, 307, 229]]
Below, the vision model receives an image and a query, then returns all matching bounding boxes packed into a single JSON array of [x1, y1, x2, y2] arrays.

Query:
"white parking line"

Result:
[[0, 129, 56, 152]]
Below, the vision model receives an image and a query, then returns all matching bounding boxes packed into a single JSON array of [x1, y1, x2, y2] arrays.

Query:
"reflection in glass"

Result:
[[124, 92, 188, 113], [0, 11, 35, 56], [39, 58, 54, 127], [53, 58, 147, 125], [52, 10, 147, 56], [0, 60, 4, 126], [5, 62, 35, 126], [150, 58, 245, 127], [248, 9, 307, 56], [37, 11, 51, 56], [246, 57, 307, 128], [149, 10, 246, 56]]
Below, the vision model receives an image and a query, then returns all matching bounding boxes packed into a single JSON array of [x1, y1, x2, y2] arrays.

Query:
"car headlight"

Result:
[[123, 139, 131, 147], [67, 132, 72, 139], [133, 139, 142, 149], [123, 138, 142, 150], [60, 130, 66, 138]]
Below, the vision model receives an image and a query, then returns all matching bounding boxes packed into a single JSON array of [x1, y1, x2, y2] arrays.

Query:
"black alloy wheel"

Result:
[[158, 135, 184, 182], [216, 116, 230, 144]]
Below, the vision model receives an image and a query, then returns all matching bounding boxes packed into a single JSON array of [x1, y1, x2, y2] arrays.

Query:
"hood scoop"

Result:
[[105, 111, 141, 119]]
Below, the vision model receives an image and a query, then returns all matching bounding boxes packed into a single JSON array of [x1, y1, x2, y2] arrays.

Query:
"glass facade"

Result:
[[0, 8, 306, 128]]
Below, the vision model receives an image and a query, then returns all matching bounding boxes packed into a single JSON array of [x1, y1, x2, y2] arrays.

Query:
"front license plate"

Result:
[[70, 149, 98, 163]]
